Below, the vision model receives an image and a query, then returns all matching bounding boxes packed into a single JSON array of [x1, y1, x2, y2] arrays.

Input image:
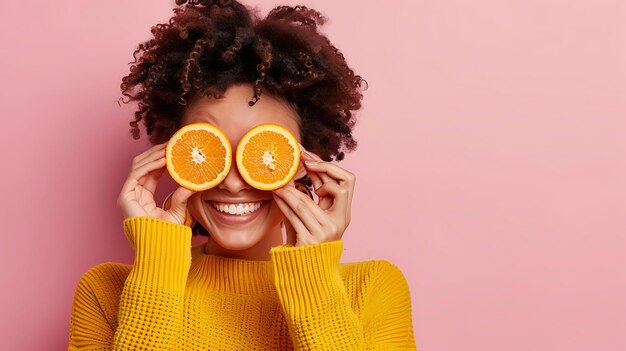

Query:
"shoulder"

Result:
[[340, 260, 416, 347], [72, 262, 132, 319], [339, 259, 411, 299], [340, 259, 409, 284], [75, 262, 132, 290]]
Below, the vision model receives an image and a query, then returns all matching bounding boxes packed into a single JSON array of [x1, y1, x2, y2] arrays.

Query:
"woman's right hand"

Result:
[[117, 142, 196, 225]]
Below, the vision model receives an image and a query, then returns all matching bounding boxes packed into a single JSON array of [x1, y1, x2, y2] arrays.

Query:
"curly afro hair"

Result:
[[119, 0, 366, 236]]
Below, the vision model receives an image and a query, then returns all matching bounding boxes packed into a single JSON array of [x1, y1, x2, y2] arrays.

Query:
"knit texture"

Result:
[[68, 216, 416, 350]]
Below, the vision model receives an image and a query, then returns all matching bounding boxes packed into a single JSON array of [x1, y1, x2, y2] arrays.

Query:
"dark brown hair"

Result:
[[119, 0, 366, 236]]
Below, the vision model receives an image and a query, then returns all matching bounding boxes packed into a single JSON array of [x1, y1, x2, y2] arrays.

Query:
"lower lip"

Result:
[[206, 200, 269, 225]]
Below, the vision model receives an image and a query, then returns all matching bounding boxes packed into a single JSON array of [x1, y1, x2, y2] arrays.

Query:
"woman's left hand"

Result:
[[271, 146, 356, 247]]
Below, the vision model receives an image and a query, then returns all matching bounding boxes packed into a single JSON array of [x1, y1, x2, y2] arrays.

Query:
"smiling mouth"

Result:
[[207, 200, 268, 216]]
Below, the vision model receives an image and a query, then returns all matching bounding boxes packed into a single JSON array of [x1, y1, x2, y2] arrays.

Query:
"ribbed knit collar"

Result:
[[188, 243, 277, 297]]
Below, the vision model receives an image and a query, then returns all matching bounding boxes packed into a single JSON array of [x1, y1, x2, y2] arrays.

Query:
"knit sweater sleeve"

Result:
[[269, 240, 417, 350], [68, 216, 192, 350]]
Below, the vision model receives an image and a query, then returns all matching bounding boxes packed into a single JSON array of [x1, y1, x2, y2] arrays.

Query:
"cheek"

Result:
[[186, 192, 205, 219], [268, 198, 286, 220]]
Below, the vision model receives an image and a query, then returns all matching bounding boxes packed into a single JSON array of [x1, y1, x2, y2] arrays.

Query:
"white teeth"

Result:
[[211, 201, 263, 215]]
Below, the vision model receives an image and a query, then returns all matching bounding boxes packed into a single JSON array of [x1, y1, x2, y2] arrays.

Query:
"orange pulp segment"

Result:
[[165, 122, 232, 191]]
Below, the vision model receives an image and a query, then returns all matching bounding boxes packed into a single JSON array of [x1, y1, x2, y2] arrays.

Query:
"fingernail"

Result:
[[299, 145, 317, 159], [304, 160, 319, 165]]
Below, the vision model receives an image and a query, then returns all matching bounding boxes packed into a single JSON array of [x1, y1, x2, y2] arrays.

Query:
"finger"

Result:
[[168, 186, 196, 217], [316, 189, 334, 212], [273, 186, 332, 231], [170, 186, 196, 208], [134, 147, 166, 172], [305, 168, 335, 212], [283, 220, 297, 246], [302, 161, 355, 187], [304, 161, 334, 185], [140, 166, 167, 194], [306, 159, 351, 210], [315, 181, 351, 212], [305, 167, 324, 190], [136, 149, 166, 185], [133, 142, 168, 167], [134, 149, 166, 189], [298, 147, 334, 184], [130, 157, 167, 183], [295, 159, 323, 190], [120, 157, 166, 197], [272, 193, 312, 239], [298, 143, 323, 162]]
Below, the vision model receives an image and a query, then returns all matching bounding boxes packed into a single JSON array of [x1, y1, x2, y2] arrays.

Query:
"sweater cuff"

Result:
[[123, 216, 192, 290], [269, 240, 343, 317]]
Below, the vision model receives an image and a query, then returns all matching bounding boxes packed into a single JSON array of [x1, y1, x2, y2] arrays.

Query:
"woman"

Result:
[[68, 0, 416, 349]]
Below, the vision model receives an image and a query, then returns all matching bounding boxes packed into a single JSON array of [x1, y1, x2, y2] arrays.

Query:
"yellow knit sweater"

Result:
[[68, 216, 416, 350]]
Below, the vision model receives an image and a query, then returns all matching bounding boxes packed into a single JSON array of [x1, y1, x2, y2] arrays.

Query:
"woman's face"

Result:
[[182, 83, 307, 259]]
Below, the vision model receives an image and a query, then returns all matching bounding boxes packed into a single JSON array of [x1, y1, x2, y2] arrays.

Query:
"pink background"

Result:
[[1, 0, 624, 350]]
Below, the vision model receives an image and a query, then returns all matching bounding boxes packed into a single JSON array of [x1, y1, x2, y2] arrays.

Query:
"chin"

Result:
[[209, 228, 267, 251]]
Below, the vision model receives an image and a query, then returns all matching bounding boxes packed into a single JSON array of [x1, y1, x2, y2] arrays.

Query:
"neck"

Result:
[[203, 222, 284, 261]]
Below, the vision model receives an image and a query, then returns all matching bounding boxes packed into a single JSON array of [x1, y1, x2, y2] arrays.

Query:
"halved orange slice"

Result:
[[236, 123, 300, 190], [165, 122, 232, 191]]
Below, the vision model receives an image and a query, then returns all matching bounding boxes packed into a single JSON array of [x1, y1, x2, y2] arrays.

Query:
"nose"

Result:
[[217, 154, 252, 193]]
